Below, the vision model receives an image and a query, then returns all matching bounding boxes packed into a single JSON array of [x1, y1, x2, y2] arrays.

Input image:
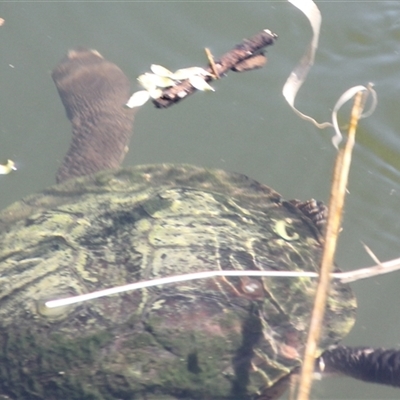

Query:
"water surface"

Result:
[[1, 2, 400, 399]]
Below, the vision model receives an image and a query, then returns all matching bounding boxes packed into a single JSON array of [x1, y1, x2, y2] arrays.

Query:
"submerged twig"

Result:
[[152, 29, 277, 108]]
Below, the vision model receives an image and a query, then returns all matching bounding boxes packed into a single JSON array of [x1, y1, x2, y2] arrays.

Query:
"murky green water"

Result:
[[0, 2, 400, 399]]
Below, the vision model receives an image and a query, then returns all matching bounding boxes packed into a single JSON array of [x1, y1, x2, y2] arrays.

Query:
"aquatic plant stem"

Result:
[[297, 91, 364, 400]]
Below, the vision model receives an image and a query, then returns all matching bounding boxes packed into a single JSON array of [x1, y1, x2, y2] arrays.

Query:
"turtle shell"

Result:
[[0, 164, 356, 400]]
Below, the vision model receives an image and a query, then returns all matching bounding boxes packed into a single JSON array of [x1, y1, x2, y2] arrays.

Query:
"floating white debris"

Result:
[[128, 63, 215, 109], [172, 67, 211, 80], [150, 64, 175, 78], [148, 88, 163, 99], [138, 73, 175, 90], [151, 65, 211, 81], [0, 159, 16, 175], [189, 75, 215, 92], [125, 90, 151, 108]]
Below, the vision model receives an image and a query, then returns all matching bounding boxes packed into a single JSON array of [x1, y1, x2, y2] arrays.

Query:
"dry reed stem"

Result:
[[296, 90, 365, 400]]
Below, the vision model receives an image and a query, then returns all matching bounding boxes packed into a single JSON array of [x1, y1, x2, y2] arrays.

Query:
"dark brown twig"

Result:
[[152, 29, 277, 109]]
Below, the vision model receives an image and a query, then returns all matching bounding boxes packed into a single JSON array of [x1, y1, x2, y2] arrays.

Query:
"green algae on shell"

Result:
[[0, 164, 356, 400]]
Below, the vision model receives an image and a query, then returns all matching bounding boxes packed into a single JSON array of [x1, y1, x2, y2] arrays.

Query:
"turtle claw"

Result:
[[289, 198, 328, 234]]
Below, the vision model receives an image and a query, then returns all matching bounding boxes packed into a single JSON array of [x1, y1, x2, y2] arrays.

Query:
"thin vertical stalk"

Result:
[[296, 91, 364, 400]]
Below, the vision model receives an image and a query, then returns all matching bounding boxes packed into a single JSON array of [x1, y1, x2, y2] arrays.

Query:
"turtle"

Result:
[[0, 48, 398, 400]]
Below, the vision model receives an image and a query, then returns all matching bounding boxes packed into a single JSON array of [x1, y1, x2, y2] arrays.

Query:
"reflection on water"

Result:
[[0, 2, 400, 399]]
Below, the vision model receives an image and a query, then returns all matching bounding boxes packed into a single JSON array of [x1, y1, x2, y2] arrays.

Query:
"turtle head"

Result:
[[52, 48, 137, 183]]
